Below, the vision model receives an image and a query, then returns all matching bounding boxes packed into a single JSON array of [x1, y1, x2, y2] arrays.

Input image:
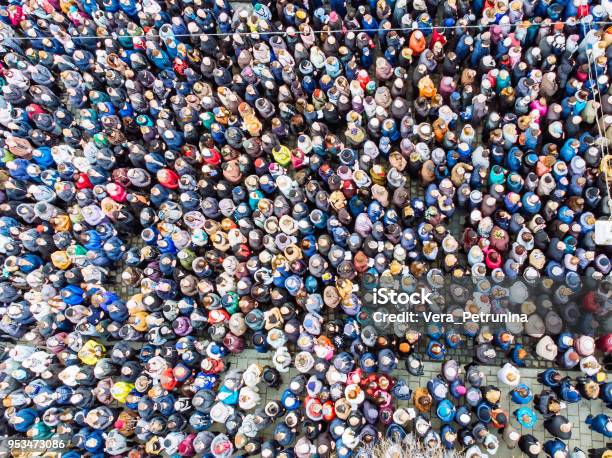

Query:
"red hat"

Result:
[[322, 400, 335, 421], [202, 148, 222, 166], [107, 182, 127, 202], [160, 367, 178, 391], [76, 173, 93, 189], [597, 334, 612, 354], [157, 168, 180, 189]]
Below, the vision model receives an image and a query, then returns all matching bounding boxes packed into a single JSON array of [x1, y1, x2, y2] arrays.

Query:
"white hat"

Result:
[[210, 402, 234, 423], [238, 387, 260, 410], [575, 336, 595, 356], [580, 355, 602, 376], [536, 336, 558, 361], [294, 351, 315, 373]]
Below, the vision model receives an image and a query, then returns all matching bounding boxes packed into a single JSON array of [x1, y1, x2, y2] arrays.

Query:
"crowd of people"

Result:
[[0, 0, 611, 455]]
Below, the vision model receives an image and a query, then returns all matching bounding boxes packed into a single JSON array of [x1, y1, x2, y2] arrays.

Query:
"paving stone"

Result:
[[566, 403, 579, 415], [218, 350, 607, 453]]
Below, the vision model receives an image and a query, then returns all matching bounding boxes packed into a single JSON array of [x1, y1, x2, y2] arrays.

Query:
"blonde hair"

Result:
[[360, 438, 465, 458]]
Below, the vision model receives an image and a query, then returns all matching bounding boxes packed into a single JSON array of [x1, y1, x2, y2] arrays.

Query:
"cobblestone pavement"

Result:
[[224, 349, 609, 456]]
